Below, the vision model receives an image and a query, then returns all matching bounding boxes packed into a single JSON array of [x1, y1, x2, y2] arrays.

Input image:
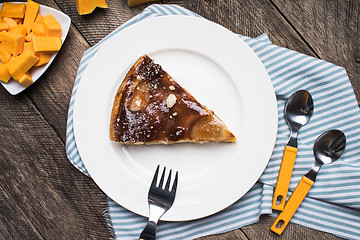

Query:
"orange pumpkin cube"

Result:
[[31, 22, 46, 36], [17, 72, 33, 87], [0, 42, 12, 63], [0, 31, 25, 56], [32, 36, 62, 53], [44, 15, 62, 37], [3, 17, 17, 30], [0, 22, 9, 31], [25, 31, 36, 42], [34, 53, 50, 67], [23, 0, 40, 34], [10, 24, 27, 36], [0, 62, 11, 83], [0, 3, 26, 19], [7, 50, 39, 80], [34, 13, 45, 24], [23, 42, 35, 54]]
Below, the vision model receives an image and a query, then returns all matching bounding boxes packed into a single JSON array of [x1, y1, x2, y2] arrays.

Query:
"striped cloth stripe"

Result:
[[65, 4, 360, 240]]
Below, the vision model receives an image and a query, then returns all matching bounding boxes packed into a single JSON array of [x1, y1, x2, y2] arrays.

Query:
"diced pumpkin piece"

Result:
[[23, 42, 35, 54], [0, 3, 26, 18], [34, 13, 44, 24], [25, 31, 37, 42], [45, 24, 62, 37], [23, 41, 49, 67], [34, 53, 50, 67], [76, 0, 108, 15], [0, 62, 11, 83], [32, 36, 62, 53], [0, 43, 12, 63], [7, 50, 39, 80], [0, 32, 25, 55], [10, 24, 27, 36], [7, 55, 17, 64], [23, 0, 40, 34], [3, 17, 17, 30], [76, 0, 95, 15], [31, 22, 45, 36], [0, 22, 9, 31], [44, 14, 59, 25], [44, 15, 62, 37], [17, 72, 33, 87]]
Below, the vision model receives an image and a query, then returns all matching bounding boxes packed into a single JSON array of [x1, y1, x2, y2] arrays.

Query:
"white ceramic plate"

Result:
[[73, 15, 278, 221], [0, 2, 71, 95]]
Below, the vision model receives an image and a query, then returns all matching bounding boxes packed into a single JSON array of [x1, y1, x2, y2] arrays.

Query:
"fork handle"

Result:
[[139, 221, 157, 240], [140, 205, 165, 240]]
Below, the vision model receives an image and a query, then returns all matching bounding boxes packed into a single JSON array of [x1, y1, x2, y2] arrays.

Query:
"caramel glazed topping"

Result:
[[111, 55, 235, 144]]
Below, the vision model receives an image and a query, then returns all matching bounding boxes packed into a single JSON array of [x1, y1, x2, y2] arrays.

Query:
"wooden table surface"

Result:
[[1, 0, 358, 239]]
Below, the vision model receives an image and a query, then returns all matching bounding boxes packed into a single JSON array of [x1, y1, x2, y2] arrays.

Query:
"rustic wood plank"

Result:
[[0, 1, 113, 237], [242, 215, 344, 240], [0, 1, 112, 236], [0, 0, 112, 239], [162, 0, 316, 57], [0, 88, 113, 239], [271, 0, 360, 102], [0, 186, 44, 240], [196, 228, 248, 240]]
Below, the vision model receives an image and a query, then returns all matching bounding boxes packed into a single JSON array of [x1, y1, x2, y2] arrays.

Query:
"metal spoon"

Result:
[[273, 90, 314, 210], [271, 130, 346, 235]]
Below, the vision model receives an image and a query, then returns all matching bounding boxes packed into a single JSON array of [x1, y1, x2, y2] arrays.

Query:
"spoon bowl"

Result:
[[313, 130, 346, 166], [285, 90, 314, 133]]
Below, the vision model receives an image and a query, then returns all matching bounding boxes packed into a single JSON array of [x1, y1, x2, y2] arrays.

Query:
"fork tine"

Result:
[[164, 169, 172, 191], [150, 165, 160, 189], [158, 166, 166, 188], [171, 171, 178, 193]]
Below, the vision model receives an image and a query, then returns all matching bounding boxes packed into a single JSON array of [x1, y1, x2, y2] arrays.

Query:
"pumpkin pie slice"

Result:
[[110, 55, 236, 145]]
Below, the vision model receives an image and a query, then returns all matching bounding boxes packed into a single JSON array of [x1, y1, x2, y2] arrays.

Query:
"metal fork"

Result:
[[139, 165, 179, 240]]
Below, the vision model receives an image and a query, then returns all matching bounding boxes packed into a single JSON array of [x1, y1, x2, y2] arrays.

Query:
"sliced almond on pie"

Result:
[[110, 55, 236, 145]]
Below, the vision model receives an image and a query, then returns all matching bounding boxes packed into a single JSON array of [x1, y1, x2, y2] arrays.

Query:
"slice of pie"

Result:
[[110, 55, 236, 145]]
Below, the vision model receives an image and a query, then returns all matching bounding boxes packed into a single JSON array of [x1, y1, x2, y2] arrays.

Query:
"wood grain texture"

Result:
[[162, 0, 316, 56], [0, 186, 44, 240], [196, 228, 248, 240], [242, 215, 344, 240], [271, 0, 360, 103], [0, 0, 113, 239], [0, 89, 113, 239]]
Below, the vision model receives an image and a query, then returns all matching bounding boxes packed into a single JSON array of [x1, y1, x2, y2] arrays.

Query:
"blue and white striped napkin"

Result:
[[66, 4, 360, 240]]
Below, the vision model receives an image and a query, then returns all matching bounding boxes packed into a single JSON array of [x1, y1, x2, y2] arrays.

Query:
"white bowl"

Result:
[[0, 2, 71, 95]]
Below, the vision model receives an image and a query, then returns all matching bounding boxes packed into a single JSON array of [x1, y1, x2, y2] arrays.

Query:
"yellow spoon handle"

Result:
[[272, 145, 298, 210], [271, 176, 314, 235]]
